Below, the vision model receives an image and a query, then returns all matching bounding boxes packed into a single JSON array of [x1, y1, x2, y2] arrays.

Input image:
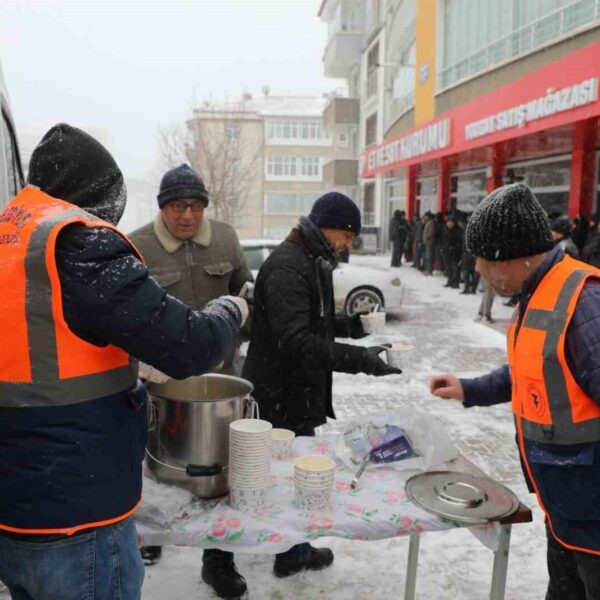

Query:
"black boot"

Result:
[[273, 543, 334, 578], [140, 546, 162, 566], [201, 562, 247, 599]]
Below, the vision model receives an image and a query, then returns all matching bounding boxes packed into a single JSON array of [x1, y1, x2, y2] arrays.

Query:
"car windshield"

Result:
[[243, 247, 266, 270]]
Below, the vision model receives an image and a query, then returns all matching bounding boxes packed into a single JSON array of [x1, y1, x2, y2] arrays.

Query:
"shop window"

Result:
[[450, 170, 487, 212], [416, 177, 437, 215], [505, 156, 571, 216]]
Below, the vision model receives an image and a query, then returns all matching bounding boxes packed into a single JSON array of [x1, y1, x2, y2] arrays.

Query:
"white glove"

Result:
[[221, 296, 249, 327], [138, 362, 170, 384]]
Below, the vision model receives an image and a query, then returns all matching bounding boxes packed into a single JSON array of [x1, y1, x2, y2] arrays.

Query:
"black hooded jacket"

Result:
[[243, 218, 370, 433]]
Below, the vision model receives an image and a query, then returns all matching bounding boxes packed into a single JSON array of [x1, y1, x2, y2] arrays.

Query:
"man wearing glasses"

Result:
[[130, 163, 253, 600]]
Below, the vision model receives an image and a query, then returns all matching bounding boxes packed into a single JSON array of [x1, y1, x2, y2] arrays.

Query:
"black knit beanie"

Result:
[[466, 183, 554, 261], [157, 164, 209, 208], [309, 192, 361, 236]]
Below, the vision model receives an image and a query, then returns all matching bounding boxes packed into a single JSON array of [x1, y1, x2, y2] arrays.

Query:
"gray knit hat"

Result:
[[466, 183, 554, 261]]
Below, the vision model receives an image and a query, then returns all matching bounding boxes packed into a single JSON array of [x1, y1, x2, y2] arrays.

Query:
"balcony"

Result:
[[323, 97, 359, 132], [323, 31, 362, 78], [323, 159, 359, 187]]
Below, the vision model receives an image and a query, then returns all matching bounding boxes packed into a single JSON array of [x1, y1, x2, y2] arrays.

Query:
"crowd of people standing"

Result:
[[388, 207, 600, 323]]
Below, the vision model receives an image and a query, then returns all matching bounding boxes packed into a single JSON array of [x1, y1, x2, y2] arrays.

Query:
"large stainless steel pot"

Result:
[[146, 373, 255, 498]]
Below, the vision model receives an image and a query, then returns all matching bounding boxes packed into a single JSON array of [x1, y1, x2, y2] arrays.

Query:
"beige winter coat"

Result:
[[130, 213, 253, 311]]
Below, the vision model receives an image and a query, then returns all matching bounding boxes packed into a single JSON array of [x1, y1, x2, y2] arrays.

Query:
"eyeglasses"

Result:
[[167, 200, 205, 213]]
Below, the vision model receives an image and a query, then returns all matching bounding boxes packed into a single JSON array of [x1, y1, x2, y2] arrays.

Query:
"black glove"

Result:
[[348, 312, 370, 339], [362, 345, 402, 376]]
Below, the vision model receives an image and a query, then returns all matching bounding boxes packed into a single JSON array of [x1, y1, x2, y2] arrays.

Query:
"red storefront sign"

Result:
[[362, 41, 600, 178]]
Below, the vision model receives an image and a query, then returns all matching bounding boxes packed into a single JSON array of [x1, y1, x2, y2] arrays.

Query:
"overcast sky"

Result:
[[0, 0, 334, 180]]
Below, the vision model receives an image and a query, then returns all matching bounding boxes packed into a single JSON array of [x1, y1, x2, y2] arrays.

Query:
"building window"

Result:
[[265, 156, 322, 180], [300, 157, 321, 178], [266, 120, 325, 142], [365, 113, 378, 148], [265, 191, 322, 214], [450, 169, 487, 212], [366, 43, 379, 98], [226, 123, 240, 139], [363, 183, 376, 226], [440, 0, 600, 90], [504, 155, 571, 216]]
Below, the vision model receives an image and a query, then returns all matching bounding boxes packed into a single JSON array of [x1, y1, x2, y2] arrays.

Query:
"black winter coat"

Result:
[[243, 221, 368, 432], [445, 226, 464, 262]]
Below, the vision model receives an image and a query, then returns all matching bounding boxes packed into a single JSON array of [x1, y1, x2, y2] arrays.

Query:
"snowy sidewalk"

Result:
[[141, 256, 547, 600]]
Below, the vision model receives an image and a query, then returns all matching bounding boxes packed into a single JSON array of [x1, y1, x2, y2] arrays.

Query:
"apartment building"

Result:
[[187, 95, 344, 241], [320, 0, 600, 249]]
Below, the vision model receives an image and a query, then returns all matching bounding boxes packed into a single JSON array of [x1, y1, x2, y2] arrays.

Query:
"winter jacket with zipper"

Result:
[[243, 220, 369, 432], [461, 246, 600, 552], [129, 213, 252, 310]]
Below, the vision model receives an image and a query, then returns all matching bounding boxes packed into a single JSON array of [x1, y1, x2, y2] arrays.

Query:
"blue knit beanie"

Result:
[[309, 192, 361, 236]]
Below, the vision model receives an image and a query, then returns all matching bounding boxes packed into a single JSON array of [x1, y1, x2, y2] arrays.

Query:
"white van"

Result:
[[0, 60, 24, 208]]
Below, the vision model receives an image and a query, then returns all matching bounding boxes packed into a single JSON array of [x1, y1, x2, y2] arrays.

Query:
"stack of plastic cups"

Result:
[[229, 419, 272, 511], [294, 456, 336, 511]]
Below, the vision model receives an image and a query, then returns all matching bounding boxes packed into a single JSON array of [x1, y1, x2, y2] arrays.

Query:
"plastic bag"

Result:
[[336, 408, 458, 473]]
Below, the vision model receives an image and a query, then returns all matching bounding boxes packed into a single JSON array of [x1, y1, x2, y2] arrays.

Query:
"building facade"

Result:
[[188, 96, 347, 241], [319, 0, 600, 249]]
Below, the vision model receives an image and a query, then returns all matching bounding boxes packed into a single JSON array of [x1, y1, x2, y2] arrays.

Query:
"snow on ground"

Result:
[[141, 255, 547, 600]]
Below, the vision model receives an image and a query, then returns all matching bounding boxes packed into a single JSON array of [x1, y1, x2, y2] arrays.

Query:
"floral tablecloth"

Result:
[[135, 435, 500, 554]]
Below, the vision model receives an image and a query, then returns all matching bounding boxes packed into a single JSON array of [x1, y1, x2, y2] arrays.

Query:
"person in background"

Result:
[[461, 214, 479, 295], [431, 183, 600, 600], [130, 163, 253, 600], [389, 209, 410, 267], [581, 214, 600, 268], [412, 213, 423, 269], [551, 215, 579, 258], [443, 213, 463, 288], [243, 192, 401, 580], [422, 211, 436, 275], [0, 124, 246, 600], [475, 280, 495, 324]]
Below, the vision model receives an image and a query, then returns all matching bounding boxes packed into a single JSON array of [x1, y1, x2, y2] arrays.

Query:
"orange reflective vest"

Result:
[[0, 186, 139, 406], [508, 254, 600, 554]]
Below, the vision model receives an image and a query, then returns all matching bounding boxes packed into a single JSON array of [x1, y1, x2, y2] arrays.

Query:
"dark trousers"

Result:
[[463, 269, 479, 292], [273, 421, 316, 563], [446, 259, 461, 287], [545, 523, 600, 600], [391, 239, 405, 267]]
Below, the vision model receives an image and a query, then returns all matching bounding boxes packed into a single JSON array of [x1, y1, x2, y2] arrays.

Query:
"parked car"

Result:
[[0, 59, 24, 208], [241, 239, 403, 315]]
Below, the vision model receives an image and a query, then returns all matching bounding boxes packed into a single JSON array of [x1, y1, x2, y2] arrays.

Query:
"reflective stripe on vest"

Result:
[[508, 257, 600, 445], [0, 188, 139, 407]]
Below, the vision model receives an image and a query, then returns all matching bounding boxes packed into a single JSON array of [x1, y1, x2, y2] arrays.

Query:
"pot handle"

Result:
[[145, 448, 227, 477], [244, 396, 260, 419], [185, 463, 227, 477]]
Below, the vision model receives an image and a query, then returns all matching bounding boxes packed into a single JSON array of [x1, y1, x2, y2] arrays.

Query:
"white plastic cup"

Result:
[[360, 312, 386, 334], [271, 428, 295, 458], [386, 344, 414, 369]]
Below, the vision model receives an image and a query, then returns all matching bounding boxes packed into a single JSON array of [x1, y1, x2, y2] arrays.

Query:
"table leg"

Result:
[[489, 524, 511, 600], [404, 533, 420, 600]]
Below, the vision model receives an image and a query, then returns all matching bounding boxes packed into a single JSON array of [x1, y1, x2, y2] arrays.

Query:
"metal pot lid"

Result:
[[405, 471, 519, 525]]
